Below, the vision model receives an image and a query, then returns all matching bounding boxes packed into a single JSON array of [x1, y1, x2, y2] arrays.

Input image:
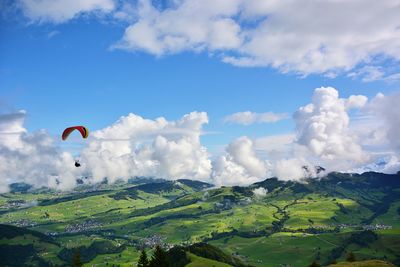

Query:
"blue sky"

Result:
[[1, 10, 398, 149], [0, 0, 399, 190]]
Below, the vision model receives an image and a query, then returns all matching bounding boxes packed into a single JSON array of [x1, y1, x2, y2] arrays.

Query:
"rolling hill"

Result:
[[0, 172, 399, 266]]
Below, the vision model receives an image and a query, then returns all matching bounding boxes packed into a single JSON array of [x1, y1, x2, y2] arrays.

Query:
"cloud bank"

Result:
[[0, 111, 212, 192], [0, 87, 399, 191], [211, 87, 399, 185], [0, 111, 77, 193], [81, 112, 212, 184]]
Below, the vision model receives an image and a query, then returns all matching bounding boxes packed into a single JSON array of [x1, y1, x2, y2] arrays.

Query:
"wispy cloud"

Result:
[[47, 30, 60, 39], [224, 111, 289, 125], [348, 66, 385, 82], [19, 0, 115, 23]]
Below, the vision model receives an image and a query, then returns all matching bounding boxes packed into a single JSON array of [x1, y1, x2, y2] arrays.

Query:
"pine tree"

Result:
[[72, 250, 83, 267], [346, 251, 356, 262], [138, 249, 149, 267], [149, 245, 170, 267]]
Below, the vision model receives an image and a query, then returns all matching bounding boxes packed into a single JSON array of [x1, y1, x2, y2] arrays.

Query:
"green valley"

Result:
[[0, 172, 399, 266]]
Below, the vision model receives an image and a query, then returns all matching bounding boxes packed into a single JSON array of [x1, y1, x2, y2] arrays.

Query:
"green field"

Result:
[[186, 253, 232, 267], [0, 172, 399, 266]]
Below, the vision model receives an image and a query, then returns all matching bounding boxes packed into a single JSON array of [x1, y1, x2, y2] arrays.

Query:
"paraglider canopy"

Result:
[[62, 126, 89, 140]]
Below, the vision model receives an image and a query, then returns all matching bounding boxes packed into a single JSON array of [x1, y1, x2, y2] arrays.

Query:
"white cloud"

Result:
[[19, 0, 115, 23], [293, 87, 369, 171], [0, 110, 211, 192], [47, 30, 60, 39], [0, 111, 78, 192], [347, 66, 385, 82], [253, 134, 295, 160], [368, 92, 400, 152], [345, 95, 368, 109], [254, 134, 295, 152], [252, 187, 267, 198], [226, 137, 267, 177], [211, 87, 400, 184], [384, 72, 400, 82], [81, 111, 212, 184], [0, 110, 27, 150], [1, 89, 398, 191], [348, 91, 400, 162], [349, 115, 386, 149], [253, 134, 296, 168], [15, 0, 400, 79], [224, 111, 289, 125], [112, 0, 242, 55], [211, 136, 269, 187], [274, 158, 310, 181], [113, 0, 400, 77], [211, 156, 264, 187], [113, 1, 137, 22], [350, 155, 400, 174]]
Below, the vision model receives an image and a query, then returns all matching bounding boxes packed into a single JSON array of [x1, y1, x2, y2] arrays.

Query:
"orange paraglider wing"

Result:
[[62, 126, 89, 140]]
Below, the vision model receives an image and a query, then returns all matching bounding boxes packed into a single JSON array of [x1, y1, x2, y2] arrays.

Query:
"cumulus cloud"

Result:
[[0, 110, 211, 192], [211, 136, 269, 186], [0, 111, 78, 192], [293, 87, 369, 170], [112, 0, 242, 55], [368, 92, 400, 152], [0, 110, 27, 150], [113, 0, 400, 77], [81, 111, 212, 184], [274, 158, 308, 180], [226, 137, 267, 177], [252, 187, 267, 198], [224, 111, 289, 125], [18, 0, 115, 23], [348, 91, 400, 162], [211, 85, 377, 184], [211, 135, 319, 184], [346, 95, 368, 110], [217, 88, 399, 181], [1, 89, 398, 191]]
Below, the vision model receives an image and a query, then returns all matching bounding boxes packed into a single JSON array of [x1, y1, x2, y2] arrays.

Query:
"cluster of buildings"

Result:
[[65, 220, 102, 233], [335, 223, 392, 230], [141, 235, 174, 250], [10, 219, 37, 228], [1, 200, 26, 209], [362, 223, 392, 230], [141, 235, 165, 247]]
